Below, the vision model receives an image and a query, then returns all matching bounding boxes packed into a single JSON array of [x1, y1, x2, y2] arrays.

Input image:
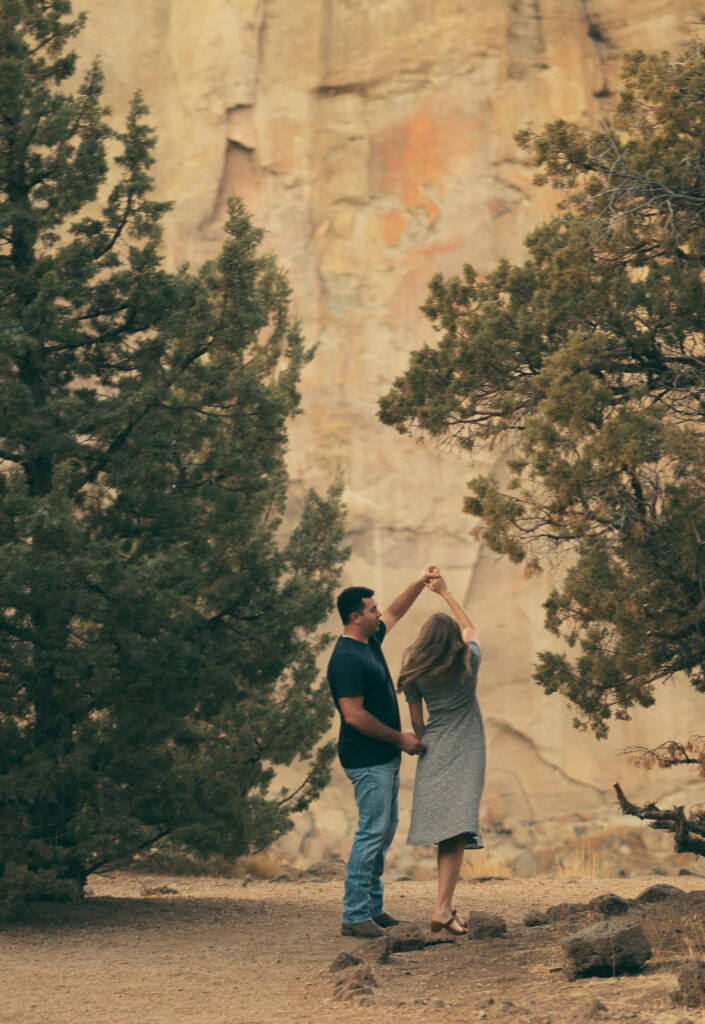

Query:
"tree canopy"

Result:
[[380, 43, 705, 743], [0, 0, 346, 911]]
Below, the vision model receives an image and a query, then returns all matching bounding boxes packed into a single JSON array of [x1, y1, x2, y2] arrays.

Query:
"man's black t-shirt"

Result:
[[326, 620, 401, 769]]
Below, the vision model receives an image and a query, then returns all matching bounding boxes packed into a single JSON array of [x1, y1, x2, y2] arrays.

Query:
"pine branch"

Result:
[[87, 828, 171, 874]]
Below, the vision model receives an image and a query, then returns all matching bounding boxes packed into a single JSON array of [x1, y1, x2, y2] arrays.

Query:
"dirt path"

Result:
[[2, 872, 704, 1024]]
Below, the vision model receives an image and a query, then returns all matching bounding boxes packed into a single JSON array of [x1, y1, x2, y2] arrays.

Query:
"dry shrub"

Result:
[[234, 853, 286, 879], [126, 846, 284, 879], [640, 906, 705, 963], [126, 849, 242, 877]]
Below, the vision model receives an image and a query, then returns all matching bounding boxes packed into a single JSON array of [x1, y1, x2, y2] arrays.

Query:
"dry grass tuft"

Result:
[[549, 842, 605, 879], [463, 848, 512, 878], [405, 862, 437, 881], [681, 914, 705, 960]]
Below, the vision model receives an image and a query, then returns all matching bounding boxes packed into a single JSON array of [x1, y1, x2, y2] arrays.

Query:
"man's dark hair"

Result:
[[337, 586, 374, 625]]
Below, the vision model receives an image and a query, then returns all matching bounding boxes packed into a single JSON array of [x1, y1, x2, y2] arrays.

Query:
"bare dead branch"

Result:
[[624, 736, 705, 774], [614, 781, 705, 856]]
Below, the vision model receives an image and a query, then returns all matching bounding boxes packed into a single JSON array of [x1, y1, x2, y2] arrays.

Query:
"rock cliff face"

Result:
[[77, 1, 704, 873]]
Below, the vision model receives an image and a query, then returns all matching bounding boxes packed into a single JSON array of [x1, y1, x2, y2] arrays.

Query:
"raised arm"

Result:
[[381, 564, 439, 633], [426, 574, 478, 643]]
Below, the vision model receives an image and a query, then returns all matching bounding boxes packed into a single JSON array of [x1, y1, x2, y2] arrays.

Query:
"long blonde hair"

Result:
[[397, 613, 470, 691]]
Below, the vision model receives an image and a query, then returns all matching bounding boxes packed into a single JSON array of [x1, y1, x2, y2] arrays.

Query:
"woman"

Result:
[[398, 574, 485, 936]]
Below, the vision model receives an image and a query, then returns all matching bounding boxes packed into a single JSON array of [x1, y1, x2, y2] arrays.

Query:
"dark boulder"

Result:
[[587, 893, 630, 916], [635, 883, 684, 903], [671, 960, 705, 1008], [465, 911, 507, 939], [523, 908, 548, 927], [384, 921, 427, 953], [546, 902, 587, 922], [562, 919, 651, 981]]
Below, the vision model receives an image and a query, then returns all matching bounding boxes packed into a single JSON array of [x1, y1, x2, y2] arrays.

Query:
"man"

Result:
[[327, 567, 437, 938]]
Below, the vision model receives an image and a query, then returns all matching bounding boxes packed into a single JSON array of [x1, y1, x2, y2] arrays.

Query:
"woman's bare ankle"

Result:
[[432, 902, 453, 922]]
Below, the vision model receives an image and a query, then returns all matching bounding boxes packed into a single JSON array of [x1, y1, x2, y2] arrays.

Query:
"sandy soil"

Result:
[[2, 871, 705, 1024]]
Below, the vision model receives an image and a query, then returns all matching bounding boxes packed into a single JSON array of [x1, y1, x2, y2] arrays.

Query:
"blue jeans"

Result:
[[342, 757, 400, 923]]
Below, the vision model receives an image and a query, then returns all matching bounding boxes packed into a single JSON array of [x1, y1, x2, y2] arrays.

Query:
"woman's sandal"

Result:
[[430, 916, 467, 936], [452, 908, 467, 928]]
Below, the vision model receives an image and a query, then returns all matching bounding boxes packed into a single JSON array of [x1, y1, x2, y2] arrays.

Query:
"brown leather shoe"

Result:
[[372, 912, 401, 928], [341, 919, 385, 938]]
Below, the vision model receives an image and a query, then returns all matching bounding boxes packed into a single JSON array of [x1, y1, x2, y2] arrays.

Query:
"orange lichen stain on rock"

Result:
[[372, 106, 481, 221], [378, 209, 408, 247]]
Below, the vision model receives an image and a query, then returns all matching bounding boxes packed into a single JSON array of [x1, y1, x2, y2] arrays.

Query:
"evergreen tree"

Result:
[[380, 43, 705, 852], [0, 0, 346, 910]]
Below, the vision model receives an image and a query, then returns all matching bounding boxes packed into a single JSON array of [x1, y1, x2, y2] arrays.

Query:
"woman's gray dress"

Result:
[[404, 641, 485, 848]]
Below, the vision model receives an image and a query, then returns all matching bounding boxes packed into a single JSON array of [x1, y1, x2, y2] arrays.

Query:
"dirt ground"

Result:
[[3, 871, 705, 1024]]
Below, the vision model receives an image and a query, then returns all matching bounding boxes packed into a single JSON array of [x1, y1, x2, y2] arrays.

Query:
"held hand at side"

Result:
[[398, 731, 426, 755]]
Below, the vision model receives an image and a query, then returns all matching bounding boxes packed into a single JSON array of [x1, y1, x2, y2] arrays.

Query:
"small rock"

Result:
[[636, 883, 685, 903], [334, 985, 374, 1003], [302, 857, 347, 880], [330, 951, 363, 972], [650, 865, 669, 875], [377, 921, 427, 962], [562, 919, 651, 981], [357, 994, 375, 1006], [333, 964, 377, 1001], [584, 997, 608, 1019], [671, 960, 705, 1008], [141, 884, 179, 896], [347, 964, 377, 988], [546, 902, 587, 922], [524, 908, 548, 927], [679, 868, 701, 877], [388, 921, 428, 952], [465, 911, 507, 939], [271, 867, 298, 883], [587, 893, 630, 916]]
